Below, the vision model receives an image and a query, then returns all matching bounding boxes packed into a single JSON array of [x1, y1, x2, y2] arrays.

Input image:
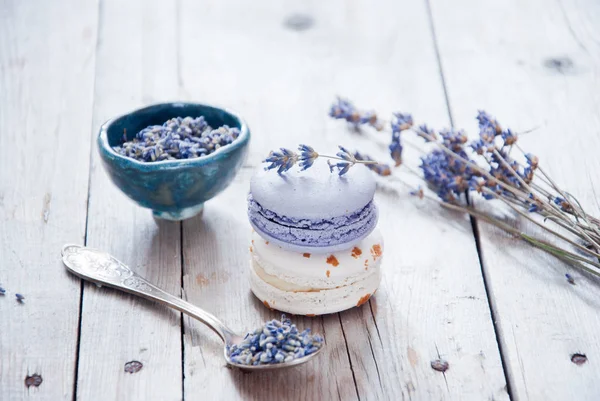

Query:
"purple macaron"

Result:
[[248, 161, 378, 253]]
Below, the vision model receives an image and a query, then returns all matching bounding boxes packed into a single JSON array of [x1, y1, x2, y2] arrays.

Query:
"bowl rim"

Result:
[[98, 101, 250, 169]]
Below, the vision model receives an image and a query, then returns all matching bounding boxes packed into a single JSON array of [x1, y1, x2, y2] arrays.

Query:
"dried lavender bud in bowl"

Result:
[[113, 116, 241, 162], [227, 315, 323, 366], [98, 102, 250, 220]]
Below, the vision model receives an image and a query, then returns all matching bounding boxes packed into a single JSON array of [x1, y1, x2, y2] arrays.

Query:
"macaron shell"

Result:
[[249, 204, 378, 254], [250, 228, 384, 289], [249, 262, 381, 316], [250, 161, 376, 220]]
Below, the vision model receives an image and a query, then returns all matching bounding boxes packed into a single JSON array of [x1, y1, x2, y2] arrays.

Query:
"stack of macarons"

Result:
[[248, 161, 384, 315]]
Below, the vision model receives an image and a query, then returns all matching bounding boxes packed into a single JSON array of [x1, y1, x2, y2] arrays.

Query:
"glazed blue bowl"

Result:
[[98, 102, 250, 220]]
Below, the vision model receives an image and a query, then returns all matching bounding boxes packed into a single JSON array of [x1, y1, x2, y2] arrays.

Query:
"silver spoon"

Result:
[[61, 244, 323, 370]]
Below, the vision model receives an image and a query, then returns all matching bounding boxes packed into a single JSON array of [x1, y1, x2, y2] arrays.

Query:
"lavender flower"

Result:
[[389, 140, 403, 167], [0, 287, 5, 295], [439, 128, 468, 152], [391, 112, 413, 133], [354, 151, 391, 176], [330, 146, 357, 176], [479, 123, 496, 144], [298, 144, 319, 170], [416, 124, 437, 142], [113, 116, 240, 162], [15, 293, 24, 303], [477, 110, 501, 134], [522, 167, 534, 184], [328, 160, 351, 176], [501, 129, 518, 145], [470, 139, 488, 155], [420, 149, 473, 204], [387, 113, 412, 166], [525, 153, 539, 170], [553, 196, 573, 212], [227, 315, 323, 366], [264, 148, 298, 174], [336, 146, 354, 162], [329, 98, 382, 130]]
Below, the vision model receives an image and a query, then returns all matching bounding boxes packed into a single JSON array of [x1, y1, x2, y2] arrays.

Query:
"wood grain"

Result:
[[178, 0, 507, 399], [75, 0, 183, 400], [0, 1, 97, 400], [430, 0, 600, 399]]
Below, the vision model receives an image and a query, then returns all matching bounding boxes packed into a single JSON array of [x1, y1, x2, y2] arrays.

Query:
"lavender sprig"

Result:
[[263, 145, 382, 176], [227, 315, 323, 366]]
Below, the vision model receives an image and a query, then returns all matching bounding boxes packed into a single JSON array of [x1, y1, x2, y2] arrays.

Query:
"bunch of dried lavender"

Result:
[[325, 98, 600, 278]]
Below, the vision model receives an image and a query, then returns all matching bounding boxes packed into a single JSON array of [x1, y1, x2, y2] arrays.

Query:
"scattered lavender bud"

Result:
[[227, 315, 323, 366], [124, 360, 144, 374], [571, 353, 587, 365], [0, 287, 5, 295], [113, 116, 240, 162], [565, 273, 575, 285], [431, 359, 449, 372], [15, 293, 24, 303], [410, 186, 424, 199]]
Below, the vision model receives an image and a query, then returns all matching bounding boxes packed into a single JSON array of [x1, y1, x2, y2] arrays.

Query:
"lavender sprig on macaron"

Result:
[[264, 145, 389, 176]]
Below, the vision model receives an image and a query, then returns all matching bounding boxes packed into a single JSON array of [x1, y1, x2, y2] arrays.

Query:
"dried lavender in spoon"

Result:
[[228, 315, 323, 366], [113, 116, 240, 162]]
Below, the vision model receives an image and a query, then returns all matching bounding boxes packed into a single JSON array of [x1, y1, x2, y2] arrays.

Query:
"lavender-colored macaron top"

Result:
[[250, 162, 376, 219], [248, 162, 377, 253]]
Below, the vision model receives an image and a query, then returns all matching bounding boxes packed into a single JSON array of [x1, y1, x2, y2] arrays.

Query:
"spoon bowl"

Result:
[[61, 244, 323, 371]]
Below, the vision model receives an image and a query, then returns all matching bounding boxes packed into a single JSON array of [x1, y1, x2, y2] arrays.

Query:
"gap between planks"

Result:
[[72, 0, 105, 399], [422, 0, 516, 399]]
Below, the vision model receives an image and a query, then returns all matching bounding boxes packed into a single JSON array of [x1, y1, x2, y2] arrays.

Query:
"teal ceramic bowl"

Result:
[[98, 102, 250, 220]]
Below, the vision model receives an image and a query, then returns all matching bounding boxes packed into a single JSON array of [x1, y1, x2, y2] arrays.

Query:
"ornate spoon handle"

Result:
[[61, 244, 236, 343]]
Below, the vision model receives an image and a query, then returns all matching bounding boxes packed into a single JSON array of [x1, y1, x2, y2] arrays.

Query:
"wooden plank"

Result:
[[178, 0, 508, 399], [75, 1, 183, 400], [430, 0, 600, 399], [0, 0, 98, 399]]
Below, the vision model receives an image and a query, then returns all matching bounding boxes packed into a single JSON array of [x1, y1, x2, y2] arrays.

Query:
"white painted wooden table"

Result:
[[1, 0, 599, 400]]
